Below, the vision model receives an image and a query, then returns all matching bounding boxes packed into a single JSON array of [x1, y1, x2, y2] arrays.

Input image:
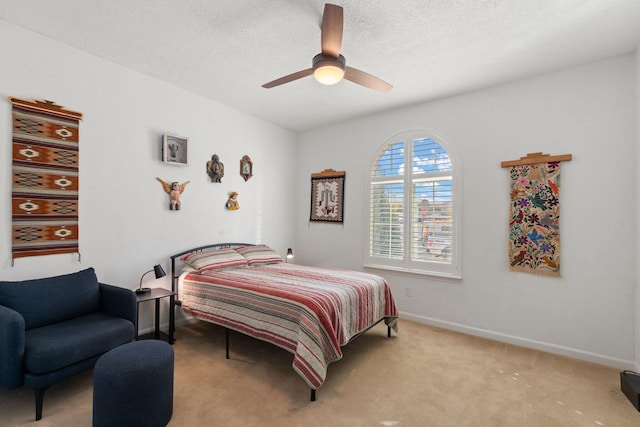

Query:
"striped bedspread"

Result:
[[180, 263, 398, 389]]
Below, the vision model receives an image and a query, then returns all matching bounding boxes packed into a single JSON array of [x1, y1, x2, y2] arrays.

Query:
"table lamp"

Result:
[[137, 264, 166, 295]]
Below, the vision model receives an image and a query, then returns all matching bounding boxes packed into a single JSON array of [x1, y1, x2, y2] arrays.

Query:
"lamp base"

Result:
[[135, 287, 151, 295]]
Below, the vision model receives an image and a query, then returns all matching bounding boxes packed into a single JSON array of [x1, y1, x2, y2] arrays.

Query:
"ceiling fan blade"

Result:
[[262, 68, 314, 88], [321, 4, 343, 58], [344, 66, 393, 93]]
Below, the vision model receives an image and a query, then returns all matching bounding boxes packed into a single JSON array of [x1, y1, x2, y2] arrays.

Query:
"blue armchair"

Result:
[[0, 267, 136, 421]]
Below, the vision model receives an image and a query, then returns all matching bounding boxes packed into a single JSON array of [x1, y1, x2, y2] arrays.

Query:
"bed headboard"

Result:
[[169, 243, 253, 305]]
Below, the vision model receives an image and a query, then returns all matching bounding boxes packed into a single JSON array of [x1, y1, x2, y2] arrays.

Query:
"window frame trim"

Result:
[[364, 129, 462, 279]]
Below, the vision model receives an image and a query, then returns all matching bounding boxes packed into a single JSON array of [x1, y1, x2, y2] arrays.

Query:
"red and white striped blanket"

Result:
[[180, 263, 398, 389]]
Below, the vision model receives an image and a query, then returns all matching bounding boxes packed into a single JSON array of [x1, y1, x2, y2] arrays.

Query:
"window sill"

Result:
[[363, 263, 462, 280]]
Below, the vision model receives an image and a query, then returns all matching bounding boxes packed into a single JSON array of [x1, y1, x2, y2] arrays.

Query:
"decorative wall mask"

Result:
[[156, 178, 190, 210], [225, 192, 239, 210], [240, 155, 253, 182], [206, 154, 224, 182]]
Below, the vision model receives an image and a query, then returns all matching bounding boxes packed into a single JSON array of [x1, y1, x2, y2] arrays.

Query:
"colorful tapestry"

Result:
[[508, 162, 561, 276], [10, 98, 82, 260]]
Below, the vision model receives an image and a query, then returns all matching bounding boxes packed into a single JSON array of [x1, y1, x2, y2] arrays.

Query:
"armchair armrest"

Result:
[[99, 283, 136, 325], [0, 304, 26, 389]]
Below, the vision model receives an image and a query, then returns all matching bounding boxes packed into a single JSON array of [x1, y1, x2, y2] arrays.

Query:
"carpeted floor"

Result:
[[1, 319, 639, 426]]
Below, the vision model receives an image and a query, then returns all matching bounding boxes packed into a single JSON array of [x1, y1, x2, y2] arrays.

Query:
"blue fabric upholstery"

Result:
[[100, 282, 137, 323], [24, 354, 102, 390], [0, 269, 136, 421], [93, 340, 174, 427], [0, 305, 25, 389], [25, 312, 134, 374], [0, 268, 101, 330]]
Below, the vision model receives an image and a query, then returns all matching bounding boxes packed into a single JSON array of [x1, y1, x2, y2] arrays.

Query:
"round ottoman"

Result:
[[93, 340, 174, 427]]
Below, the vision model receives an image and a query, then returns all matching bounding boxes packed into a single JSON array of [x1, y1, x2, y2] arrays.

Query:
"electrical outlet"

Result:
[[404, 287, 411, 297]]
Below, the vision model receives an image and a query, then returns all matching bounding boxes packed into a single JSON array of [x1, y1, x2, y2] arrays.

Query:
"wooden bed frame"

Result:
[[169, 243, 393, 401]]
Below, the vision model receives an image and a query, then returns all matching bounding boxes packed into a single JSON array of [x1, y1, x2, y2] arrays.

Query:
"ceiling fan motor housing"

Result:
[[312, 54, 346, 85]]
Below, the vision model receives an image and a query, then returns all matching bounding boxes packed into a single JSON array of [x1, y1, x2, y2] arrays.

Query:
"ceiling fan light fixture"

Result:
[[312, 54, 346, 85], [314, 64, 345, 85]]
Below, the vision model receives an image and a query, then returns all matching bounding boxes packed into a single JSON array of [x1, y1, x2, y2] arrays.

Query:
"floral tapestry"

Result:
[[508, 162, 561, 276]]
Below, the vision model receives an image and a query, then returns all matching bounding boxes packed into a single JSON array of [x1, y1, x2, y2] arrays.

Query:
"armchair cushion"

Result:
[[0, 268, 100, 330], [24, 312, 134, 374]]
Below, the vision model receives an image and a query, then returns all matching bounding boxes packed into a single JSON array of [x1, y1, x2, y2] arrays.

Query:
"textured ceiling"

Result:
[[1, 0, 640, 132]]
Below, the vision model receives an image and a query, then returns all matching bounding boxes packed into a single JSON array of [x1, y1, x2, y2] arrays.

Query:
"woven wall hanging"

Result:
[[310, 169, 345, 223], [501, 152, 572, 277], [9, 97, 83, 262]]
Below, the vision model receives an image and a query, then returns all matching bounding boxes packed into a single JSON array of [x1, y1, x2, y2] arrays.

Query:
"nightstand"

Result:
[[135, 287, 176, 344]]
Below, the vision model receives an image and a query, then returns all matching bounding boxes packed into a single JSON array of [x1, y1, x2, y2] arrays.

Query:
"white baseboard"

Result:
[[151, 310, 635, 370], [137, 314, 198, 337], [399, 311, 636, 370]]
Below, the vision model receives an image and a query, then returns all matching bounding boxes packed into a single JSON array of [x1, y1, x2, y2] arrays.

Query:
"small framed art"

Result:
[[310, 169, 345, 223], [162, 134, 188, 165], [240, 155, 253, 181]]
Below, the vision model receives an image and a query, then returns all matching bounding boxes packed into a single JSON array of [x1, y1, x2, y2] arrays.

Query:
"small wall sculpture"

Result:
[[225, 192, 239, 210], [156, 178, 190, 210], [206, 154, 224, 182]]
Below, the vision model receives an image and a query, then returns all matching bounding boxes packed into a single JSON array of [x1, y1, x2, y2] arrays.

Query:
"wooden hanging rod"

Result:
[[311, 168, 345, 178], [8, 97, 83, 120], [501, 152, 572, 168]]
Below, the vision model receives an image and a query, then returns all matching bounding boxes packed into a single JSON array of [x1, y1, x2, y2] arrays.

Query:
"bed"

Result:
[[169, 243, 398, 400]]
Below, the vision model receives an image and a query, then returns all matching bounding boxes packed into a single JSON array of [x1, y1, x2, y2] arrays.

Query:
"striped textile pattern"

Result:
[[182, 248, 248, 271], [181, 263, 398, 389], [10, 100, 82, 260], [234, 244, 283, 265]]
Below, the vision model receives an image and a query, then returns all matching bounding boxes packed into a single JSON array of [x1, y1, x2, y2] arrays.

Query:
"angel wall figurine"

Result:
[[156, 178, 190, 210]]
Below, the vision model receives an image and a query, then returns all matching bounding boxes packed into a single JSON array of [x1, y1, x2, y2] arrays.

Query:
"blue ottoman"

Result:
[[93, 340, 174, 427]]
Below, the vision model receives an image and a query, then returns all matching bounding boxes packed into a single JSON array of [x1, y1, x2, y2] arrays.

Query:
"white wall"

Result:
[[0, 21, 297, 331], [296, 54, 637, 368], [636, 45, 640, 371]]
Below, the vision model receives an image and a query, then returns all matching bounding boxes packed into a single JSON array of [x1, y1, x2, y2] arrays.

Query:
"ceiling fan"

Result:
[[262, 3, 392, 93]]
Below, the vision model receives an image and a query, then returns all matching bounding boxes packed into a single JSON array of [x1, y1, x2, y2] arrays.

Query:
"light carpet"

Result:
[[1, 319, 639, 426]]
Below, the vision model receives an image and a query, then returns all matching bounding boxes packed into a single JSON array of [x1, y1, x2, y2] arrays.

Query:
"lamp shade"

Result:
[[286, 248, 294, 258], [153, 264, 166, 279]]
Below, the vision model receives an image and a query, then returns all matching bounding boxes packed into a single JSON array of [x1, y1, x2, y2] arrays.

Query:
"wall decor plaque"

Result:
[[240, 155, 253, 182]]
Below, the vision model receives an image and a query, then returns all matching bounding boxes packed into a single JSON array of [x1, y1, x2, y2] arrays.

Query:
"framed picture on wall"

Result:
[[310, 169, 345, 223], [162, 134, 188, 165]]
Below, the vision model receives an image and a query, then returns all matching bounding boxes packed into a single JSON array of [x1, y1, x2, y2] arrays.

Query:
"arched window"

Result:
[[366, 131, 461, 278]]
